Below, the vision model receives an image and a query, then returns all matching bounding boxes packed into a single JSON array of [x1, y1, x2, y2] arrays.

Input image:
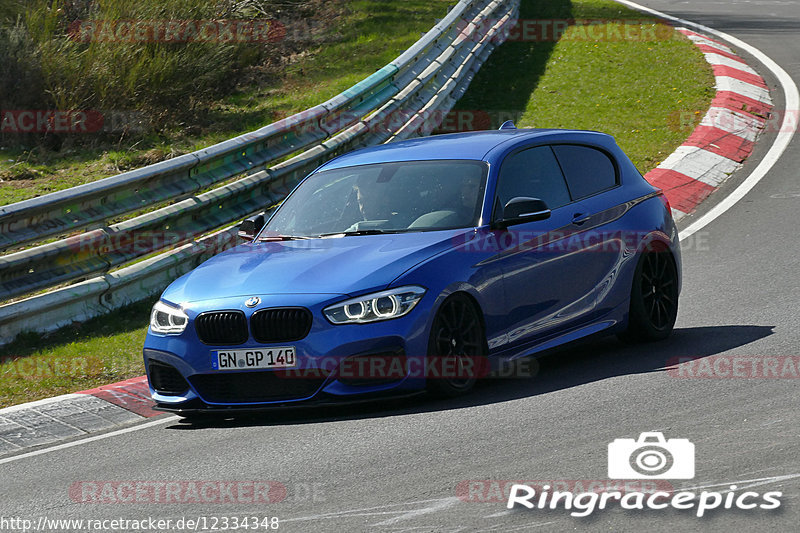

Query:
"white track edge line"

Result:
[[614, 0, 799, 242], [0, 416, 179, 466], [0, 393, 83, 414]]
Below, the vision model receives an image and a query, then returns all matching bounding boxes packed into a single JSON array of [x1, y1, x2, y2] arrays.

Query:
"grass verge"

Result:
[[0, 298, 156, 408], [452, 0, 715, 173]]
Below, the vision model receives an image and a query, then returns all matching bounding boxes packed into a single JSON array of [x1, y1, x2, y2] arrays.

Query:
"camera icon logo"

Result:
[[608, 432, 695, 479]]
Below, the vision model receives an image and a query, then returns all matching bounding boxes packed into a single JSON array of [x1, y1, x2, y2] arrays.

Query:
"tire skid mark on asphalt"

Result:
[[279, 497, 459, 524], [678, 473, 800, 493], [277, 495, 537, 529]]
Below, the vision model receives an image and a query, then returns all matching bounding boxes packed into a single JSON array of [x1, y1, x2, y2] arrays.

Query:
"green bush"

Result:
[[0, 18, 46, 110], [0, 0, 291, 143], [23, 0, 254, 114]]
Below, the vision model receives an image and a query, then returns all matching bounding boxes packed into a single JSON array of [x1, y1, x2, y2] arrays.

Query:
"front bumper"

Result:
[[143, 293, 433, 410]]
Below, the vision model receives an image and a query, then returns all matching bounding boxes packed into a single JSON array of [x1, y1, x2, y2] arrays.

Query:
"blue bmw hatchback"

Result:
[[143, 127, 681, 414]]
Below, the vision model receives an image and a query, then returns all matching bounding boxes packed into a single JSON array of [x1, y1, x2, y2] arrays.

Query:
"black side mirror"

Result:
[[494, 197, 551, 229], [239, 213, 265, 240]]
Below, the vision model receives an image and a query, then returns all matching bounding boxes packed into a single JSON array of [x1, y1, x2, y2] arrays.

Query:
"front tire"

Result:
[[620, 249, 679, 342], [426, 293, 487, 397]]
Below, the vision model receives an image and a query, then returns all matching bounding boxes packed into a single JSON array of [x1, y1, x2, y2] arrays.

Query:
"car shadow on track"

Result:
[[166, 324, 773, 430]]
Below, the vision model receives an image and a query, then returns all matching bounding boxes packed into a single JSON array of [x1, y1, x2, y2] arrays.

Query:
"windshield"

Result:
[[262, 160, 488, 238]]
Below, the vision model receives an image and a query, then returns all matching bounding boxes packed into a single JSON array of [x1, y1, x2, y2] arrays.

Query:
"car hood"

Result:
[[162, 229, 468, 304]]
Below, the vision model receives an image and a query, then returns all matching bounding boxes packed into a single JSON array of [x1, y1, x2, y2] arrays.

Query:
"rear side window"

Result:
[[552, 145, 617, 200], [496, 146, 571, 213]]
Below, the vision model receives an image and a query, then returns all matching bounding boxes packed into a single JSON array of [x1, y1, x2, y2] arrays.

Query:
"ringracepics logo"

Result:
[[608, 432, 694, 479], [507, 432, 783, 517]]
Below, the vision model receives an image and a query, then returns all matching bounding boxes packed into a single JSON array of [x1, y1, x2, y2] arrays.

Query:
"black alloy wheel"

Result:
[[426, 293, 487, 396], [620, 249, 679, 342]]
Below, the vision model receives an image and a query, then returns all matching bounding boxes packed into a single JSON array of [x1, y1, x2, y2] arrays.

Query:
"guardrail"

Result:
[[0, 0, 520, 344]]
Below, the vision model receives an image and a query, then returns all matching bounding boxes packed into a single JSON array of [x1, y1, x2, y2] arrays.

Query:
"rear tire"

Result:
[[426, 293, 488, 397], [619, 249, 679, 342]]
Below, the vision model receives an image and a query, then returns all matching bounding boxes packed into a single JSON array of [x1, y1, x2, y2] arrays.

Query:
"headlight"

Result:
[[150, 300, 188, 335], [323, 286, 426, 324]]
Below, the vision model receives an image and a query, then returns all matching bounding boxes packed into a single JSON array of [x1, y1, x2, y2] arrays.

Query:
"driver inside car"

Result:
[[343, 177, 395, 232]]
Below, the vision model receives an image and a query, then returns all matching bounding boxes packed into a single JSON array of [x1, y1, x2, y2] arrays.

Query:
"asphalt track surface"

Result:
[[2, 1, 799, 531]]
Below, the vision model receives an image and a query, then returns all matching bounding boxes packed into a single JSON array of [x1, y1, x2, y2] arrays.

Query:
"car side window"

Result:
[[495, 146, 571, 216], [551, 144, 617, 200]]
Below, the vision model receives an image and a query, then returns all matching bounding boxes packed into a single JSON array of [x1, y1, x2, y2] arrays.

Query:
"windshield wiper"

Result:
[[258, 234, 315, 241], [319, 229, 398, 237]]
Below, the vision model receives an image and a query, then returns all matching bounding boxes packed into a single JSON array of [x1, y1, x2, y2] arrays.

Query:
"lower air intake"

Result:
[[148, 360, 190, 395], [189, 370, 329, 403]]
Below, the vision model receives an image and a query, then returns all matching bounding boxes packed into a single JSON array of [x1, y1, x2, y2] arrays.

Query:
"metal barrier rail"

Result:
[[0, 0, 520, 343], [0, 0, 479, 252], [0, 0, 514, 301]]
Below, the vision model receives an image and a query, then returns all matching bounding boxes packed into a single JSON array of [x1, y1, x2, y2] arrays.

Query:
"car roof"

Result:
[[318, 128, 616, 170]]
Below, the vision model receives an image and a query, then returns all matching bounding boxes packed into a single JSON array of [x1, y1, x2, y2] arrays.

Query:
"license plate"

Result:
[[213, 347, 296, 370]]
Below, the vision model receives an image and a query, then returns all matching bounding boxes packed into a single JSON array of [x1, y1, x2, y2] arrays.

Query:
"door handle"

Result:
[[572, 213, 591, 225]]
